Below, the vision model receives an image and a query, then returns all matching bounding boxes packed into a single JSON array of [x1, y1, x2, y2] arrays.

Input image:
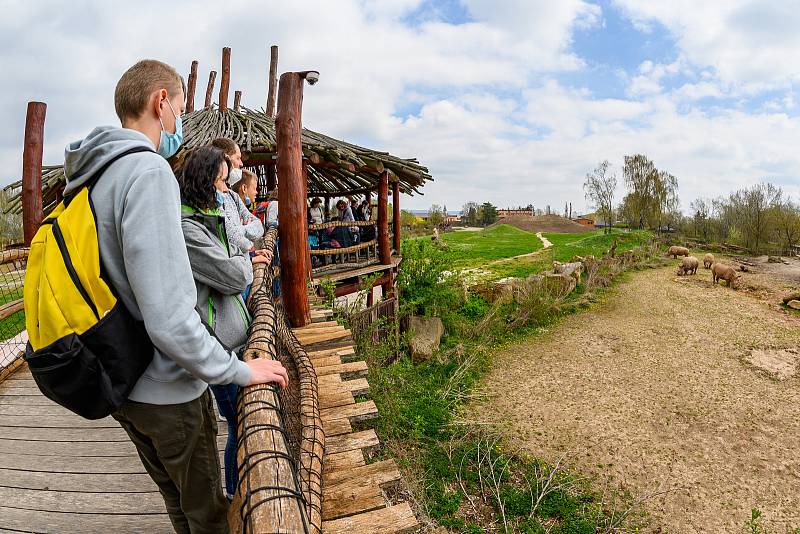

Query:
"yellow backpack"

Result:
[[24, 147, 154, 419]]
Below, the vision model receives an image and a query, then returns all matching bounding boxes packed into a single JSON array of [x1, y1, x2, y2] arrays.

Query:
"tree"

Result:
[[773, 199, 800, 254], [462, 201, 480, 226], [584, 160, 617, 234], [428, 204, 445, 227], [480, 202, 498, 226], [622, 154, 678, 231], [400, 209, 418, 228], [727, 183, 781, 253], [690, 198, 711, 241], [0, 190, 22, 246]]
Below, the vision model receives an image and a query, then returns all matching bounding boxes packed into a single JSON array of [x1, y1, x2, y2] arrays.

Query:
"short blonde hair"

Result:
[[232, 169, 258, 193], [114, 60, 184, 123]]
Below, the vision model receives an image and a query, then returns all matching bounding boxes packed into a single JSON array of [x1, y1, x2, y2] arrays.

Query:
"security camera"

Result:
[[305, 71, 320, 85]]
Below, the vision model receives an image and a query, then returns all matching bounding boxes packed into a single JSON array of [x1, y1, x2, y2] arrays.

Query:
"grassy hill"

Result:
[[499, 214, 594, 234]]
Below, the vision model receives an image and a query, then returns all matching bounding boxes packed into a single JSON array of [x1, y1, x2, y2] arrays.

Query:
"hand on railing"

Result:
[[246, 359, 288, 388], [252, 248, 273, 265]]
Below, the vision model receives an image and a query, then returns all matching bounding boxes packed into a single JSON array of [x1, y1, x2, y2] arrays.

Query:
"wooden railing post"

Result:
[[219, 47, 231, 111], [185, 60, 198, 113], [392, 180, 401, 252], [22, 102, 46, 246], [204, 70, 217, 109], [378, 171, 391, 265], [233, 90, 242, 111], [276, 72, 310, 327], [266, 45, 279, 118]]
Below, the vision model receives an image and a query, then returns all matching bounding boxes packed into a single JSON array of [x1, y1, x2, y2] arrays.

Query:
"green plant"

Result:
[[745, 508, 764, 534]]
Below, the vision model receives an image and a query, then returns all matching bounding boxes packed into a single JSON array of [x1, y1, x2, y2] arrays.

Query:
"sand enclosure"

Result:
[[473, 264, 800, 532]]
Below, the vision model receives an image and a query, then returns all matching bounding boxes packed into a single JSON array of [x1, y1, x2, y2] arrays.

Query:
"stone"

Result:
[[782, 291, 800, 304], [787, 300, 800, 310], [407, 316, 445, 363], [541, 273, 577, 297]]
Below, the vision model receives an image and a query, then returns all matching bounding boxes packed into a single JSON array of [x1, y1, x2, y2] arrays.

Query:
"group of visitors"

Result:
[[307, 195, 376, 258], [63, 59, 286, 533]]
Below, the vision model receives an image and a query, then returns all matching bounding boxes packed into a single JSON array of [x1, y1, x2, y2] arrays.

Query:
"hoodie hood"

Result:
[[63, 126, 156, 195]]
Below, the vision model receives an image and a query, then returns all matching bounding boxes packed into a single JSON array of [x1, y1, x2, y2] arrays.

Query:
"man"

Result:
[[62, 59, 288, 534]]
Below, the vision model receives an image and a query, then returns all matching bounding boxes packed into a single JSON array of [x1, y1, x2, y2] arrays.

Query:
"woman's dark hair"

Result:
[[178, 146, 228, 210], [311, 197, 322, 206]]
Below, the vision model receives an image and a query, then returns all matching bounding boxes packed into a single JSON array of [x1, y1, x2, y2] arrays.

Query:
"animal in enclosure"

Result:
[[711, 263, 740, 288], [666, 245, 690, 258], [703, 253, 714, 269], [676, 256, 699, 276]]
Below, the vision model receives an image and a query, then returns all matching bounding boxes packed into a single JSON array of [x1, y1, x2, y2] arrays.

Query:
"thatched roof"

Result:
[[3, 107, 432, 215]]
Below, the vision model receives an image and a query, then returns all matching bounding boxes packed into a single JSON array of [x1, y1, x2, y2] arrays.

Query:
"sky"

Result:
[[1, 0, 799, 215]]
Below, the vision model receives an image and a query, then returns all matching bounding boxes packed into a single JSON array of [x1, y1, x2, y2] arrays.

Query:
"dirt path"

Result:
[[472, 265, 800, 532], [536, 231, 552, 249]]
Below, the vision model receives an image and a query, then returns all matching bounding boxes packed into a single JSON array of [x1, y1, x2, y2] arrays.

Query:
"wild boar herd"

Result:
[[667, 246, 740, 288]]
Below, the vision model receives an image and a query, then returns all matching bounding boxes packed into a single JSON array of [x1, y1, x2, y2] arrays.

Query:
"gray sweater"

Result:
[[223, 191, 264, 254], [63, 126, 251, 405], [181, 207, 252, 352]]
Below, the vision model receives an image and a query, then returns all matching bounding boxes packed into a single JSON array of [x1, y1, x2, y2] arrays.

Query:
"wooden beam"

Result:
[[219, 47, 231, 111], [185, 60, 198, 113], [266, 45, 279, 118], [22, 102, 46, 246], [392, 180, 401, 252], [233, 90, 242, 111], [377, 171, 390, 265], [276, 72, 310, 327], [204, 70, 217, 109]]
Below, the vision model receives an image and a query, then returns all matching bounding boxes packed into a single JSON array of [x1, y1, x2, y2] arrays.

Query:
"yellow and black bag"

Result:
[[24, 147, 154, 419]]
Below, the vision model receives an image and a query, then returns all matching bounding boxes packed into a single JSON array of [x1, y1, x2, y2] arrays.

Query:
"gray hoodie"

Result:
[[180, 207, 252, 352], [63, 126, 251, 405]]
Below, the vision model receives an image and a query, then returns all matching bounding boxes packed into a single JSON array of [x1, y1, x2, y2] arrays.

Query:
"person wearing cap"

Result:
[[210, 138, 264, 254]]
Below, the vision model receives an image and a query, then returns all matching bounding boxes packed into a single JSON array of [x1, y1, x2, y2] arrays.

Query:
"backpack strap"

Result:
[[64, 145, 157, 206]]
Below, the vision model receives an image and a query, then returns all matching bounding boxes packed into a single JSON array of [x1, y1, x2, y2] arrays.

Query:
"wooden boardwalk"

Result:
[[0, 307, 418, 533]]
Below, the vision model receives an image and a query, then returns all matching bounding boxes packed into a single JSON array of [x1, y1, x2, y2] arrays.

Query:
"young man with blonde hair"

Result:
[[62, 59, 287, 534]]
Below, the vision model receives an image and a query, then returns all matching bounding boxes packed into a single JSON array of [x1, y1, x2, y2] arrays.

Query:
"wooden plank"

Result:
[[294, 320, 339, 331], [0, 435, 227, 456], [293, 325, 345, 336], [0, 468, 161, 492], [324, 459, 400, 487], [0, 450, 226, 474], [322, 502, 418, 534], [0, 387, 52, 395], [322, 417, 353, 437], [0, 395, 60, 406], [0, 298, 24, 321], [294, 329, 352, 346], [325, 449, 365, 472], [321, 400, 378, 424], [306, 346, 355, 359], [313, 355, 344, 368], [0, 486, 167, 514], [326, 429, 379, 455], [318, 390, 355, 410], [0, 505, 173, 534], [0, 426, 131, 441], [0, 415, 122, 428], [322, 377, 369, 396], [321, 480, 384, 521], [316, 361, 368, 378]]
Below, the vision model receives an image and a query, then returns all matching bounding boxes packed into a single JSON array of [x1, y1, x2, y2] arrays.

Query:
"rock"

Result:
[[541, 273, 577, 297], [782, 291, 800, 304], [787, 300, 800, 310], [553, 261, 583, 282], [767, 255, 783, 263], [407, 316, 444, 363]]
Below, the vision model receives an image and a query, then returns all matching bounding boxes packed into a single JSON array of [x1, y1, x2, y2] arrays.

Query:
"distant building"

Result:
[[572, 216, 595, 229]]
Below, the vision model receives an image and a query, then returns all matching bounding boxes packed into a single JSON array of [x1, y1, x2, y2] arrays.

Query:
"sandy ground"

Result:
[[473, 262, 800, 533]]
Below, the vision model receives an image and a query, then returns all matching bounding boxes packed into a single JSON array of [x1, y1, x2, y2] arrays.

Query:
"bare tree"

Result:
[[773, 198, 800, 255], [584, 160, 617, 234], [728, 183, 781, 253], [690, 198, 710, 241]]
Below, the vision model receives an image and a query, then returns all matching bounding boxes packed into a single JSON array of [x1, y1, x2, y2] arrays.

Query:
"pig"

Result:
[[703, 253, 714, 269], [711, 263, 739, 288], [666, 245, 690, 258], [677, 256, 699, 276]]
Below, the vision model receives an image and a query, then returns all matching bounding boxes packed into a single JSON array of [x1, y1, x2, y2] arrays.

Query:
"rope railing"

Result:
[[310, 239, 376, 256], [232, 226, 324, 534], [308, 220, 375, 230]]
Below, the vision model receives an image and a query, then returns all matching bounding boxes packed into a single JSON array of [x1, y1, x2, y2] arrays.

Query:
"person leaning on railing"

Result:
[[177, 145, 274, 502], [64, 59, 288, 534]]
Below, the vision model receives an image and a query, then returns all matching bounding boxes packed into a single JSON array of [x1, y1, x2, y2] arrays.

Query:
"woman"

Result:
[[308, 197, 324, 225], [211, 138, 265, 254], [177, 146, 271, 500]]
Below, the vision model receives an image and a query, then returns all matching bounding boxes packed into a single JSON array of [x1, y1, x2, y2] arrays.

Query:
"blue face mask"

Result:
[[244, 195, 252, 207], [157, 98, 183, 159], [215, 190, 225, 208]]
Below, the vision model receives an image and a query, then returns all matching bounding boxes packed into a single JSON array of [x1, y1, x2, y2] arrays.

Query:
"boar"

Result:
[[712, 263, 739, 288], [677, 256, 699, 276], [703, 253, 714, 269]]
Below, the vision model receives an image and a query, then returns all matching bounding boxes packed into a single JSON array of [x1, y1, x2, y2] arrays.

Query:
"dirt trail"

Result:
[[473, 265, 800, 532]]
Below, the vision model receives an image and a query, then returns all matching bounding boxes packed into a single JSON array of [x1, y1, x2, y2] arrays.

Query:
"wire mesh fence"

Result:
[[0, 248, 28, 381]]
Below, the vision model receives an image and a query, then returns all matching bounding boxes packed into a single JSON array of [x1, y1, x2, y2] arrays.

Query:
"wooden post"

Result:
[[276, 72, 310, 327], [22, 102, 46, 246], [323, 195, 330, 220], [392, 180, 401, 252], [219, 47, 231, 111], [186, 60, 198, 113], [266, 45, 279, 118], [378, 171, 390, 265], [204, 70, 217, 109], [233, 90, 242, 111]]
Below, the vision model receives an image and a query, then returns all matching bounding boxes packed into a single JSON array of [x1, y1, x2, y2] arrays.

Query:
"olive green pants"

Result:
[[113, 389, 229, 534]]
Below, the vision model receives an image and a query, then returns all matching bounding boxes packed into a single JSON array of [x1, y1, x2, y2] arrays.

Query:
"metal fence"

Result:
[[0, 248, 27, 382]]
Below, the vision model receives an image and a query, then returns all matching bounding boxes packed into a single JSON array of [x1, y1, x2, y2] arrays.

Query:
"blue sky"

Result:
[[1, 0, 799, 213]]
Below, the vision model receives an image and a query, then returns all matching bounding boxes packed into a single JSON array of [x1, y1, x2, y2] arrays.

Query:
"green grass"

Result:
[[0, 286, 25, 342], [545, 229, 651, 263], [440, 224, 543, 267]]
